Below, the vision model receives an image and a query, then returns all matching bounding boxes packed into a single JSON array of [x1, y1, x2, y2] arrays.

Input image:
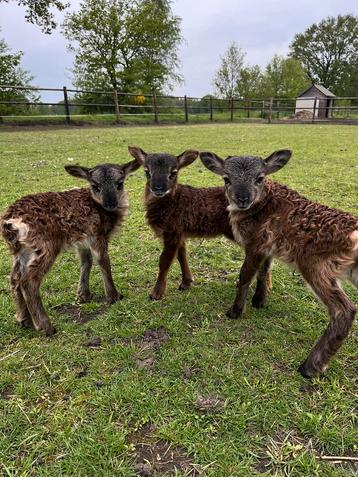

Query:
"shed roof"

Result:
[[298, 84, 336, 98]]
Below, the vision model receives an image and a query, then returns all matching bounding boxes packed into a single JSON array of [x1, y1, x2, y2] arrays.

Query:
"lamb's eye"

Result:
[[169, 170, 177, 179], [92, 184, 100, 192], [256, 176, 264, 184], [223, 176, 230, 185], [145, 169, 151, 178], [116, 181, 123, 190]]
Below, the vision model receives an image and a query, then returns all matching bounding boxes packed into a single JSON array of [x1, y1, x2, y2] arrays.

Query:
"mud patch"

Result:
[[0, 385, 13, 400], [83, 336, 102, 348], [54, 303, 108, 324], [136, 327, 170, 350], [299, 383, 319, 395], [130, 423, 200, 476], [194, 394, 225, 413], [183, 366, 201, 380], [134, 327, 170, 372]]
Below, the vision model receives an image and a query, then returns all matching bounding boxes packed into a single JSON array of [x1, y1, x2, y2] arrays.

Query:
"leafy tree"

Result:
[[213, 42, 245, 98], [263, 55, 310, 98], [237, 65, 265, 98], [0, 32, 36, 116], [289, 14, 358, 95], [0, 0, 69, 33], [62, 0, 183, 97]]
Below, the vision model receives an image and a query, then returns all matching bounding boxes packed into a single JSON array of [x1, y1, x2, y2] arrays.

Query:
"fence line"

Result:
[[1, 84, 358, 126]]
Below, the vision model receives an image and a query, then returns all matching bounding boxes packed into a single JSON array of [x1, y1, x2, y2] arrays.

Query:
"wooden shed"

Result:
[[295, 84, 335, 119]]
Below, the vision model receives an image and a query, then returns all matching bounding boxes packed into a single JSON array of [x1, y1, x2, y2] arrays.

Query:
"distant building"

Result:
[[295, 84, 336, 119]]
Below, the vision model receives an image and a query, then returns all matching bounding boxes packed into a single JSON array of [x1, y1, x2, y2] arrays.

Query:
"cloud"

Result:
[[0, 0, 357, 99]]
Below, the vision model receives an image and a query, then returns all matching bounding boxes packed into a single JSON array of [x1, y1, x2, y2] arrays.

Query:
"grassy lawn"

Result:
[[0, 123, 357, 477]]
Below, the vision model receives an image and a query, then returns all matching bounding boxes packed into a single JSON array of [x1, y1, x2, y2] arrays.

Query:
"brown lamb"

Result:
[[200, 149, 358, 378], [128, 146, 273, 303], [1, 160, 139, 335]]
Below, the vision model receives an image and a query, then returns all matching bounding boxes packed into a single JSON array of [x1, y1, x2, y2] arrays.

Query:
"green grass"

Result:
[[0, 123, 357, 477]]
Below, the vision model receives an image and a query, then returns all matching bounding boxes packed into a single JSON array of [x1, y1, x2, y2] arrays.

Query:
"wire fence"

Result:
[[1, 85, 358, 126]]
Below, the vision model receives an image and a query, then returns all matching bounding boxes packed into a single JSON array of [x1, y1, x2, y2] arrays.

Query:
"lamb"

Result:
[[200, 149, 358, 378], [1, 160, 140, 335], [127, 146, 273, 304]]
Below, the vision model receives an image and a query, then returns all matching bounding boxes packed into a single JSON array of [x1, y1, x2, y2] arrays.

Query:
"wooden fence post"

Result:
[[312, 97, 317, 123], [184, 95, 188, 123], [277, 101, 280, 119], [209, 96, 213, 122], [230, 97, 234, 121], [261, 100, 265, 119], [268, 97, 273, 124], [113, 90, 120, 124], [247, 100, 250, 118], [152, 93, 158, 123], [63, 86, 71, 125]]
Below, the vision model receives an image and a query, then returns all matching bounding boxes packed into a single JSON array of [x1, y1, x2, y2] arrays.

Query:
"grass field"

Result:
[[0, 123, 357, 477]]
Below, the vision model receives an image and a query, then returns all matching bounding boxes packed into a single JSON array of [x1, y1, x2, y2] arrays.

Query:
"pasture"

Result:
[[0, 123, 357, 476]]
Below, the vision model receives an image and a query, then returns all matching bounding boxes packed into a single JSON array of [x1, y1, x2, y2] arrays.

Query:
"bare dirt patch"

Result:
[[0, 385, 13, 400], [136, 327, 170, 350], [54, 303, 108, 324], [83, 336, 102, 348], [194, 394, 225, 413], [133, 327, 170, 371], [130, 423, 200, 476]]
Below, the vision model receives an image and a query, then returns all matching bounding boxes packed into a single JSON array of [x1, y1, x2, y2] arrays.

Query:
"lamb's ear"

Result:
[[199, 152, 225, 175], [120, 159, 142, 177], [176, 150, 199, 169], [264, 149, 292, 175], [128, 146, 147, 165], [64, 165, 90, 179]]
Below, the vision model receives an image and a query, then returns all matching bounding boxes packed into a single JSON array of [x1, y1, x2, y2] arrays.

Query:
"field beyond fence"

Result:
[[1, 85, 358, 127]]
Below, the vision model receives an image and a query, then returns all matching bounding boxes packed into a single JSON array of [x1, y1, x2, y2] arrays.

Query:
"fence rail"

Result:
[[1, 84, 358, 126]]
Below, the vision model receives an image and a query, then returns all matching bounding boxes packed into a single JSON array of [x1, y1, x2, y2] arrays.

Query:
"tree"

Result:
[[0, 32, 36, 116], [213, 42, 245, 98], [237, 65, 265, 98], [0, 0, 68, 33], [62, 0, 183, 95], [289, 14, 358, 95], [263, 55, 310, 98]]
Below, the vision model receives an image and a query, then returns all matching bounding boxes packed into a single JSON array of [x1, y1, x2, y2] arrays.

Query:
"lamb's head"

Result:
[[200, 150, 292, 211], [65, 161, 140, 211], [128, 146, 199, 198]]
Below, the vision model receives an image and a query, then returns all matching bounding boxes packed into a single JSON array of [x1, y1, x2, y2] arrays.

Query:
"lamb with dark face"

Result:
[[200, 149, 358, 379], [65, 163, 130, 211], [1, 159, 140, 336], [128, 147, 198, 198], [200, 151, 291, 211]]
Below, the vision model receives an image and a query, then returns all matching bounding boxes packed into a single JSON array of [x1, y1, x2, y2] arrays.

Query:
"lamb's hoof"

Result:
[[251, 294, 266, 309], [297, 361, 323, 379], [179, 281, 192, 291], [18, 317, 34, 329], [43, 324, 57, 336], [149, 292, 163, 301], [106, 292, 123, 304], [77, 291, 93, 303], [226, 307, 241, 319]]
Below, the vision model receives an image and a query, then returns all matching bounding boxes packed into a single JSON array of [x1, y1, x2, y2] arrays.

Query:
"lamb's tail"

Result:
[[0, 217, 28, 253]]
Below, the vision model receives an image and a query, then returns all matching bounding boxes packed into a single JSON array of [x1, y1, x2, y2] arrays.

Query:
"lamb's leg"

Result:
[[150, 235, 180, 300], [252, 256, 273, 308], [298, 273, 356, 378], [20, 250, 57, 336], [77, 247, 93, 303], [227, 253, 264, 319], [177, 241, 193, 291], [92, 242, 122, 303], [10, 257, 33, 328]]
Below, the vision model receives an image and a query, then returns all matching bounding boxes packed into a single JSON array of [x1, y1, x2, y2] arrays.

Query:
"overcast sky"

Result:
[[1, 0, 358, 100]]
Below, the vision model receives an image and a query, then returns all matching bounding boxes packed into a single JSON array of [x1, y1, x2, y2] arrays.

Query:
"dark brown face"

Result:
[[143, 154, 178, 197], [128, 146, 199, 198], [65, 160, 140, 211]]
